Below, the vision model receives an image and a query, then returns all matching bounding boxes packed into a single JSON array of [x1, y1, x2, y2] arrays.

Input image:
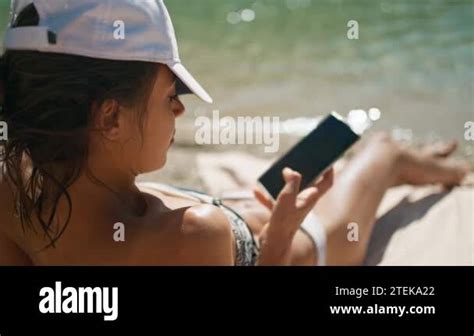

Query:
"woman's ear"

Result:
[[93, 99, 122, 141]]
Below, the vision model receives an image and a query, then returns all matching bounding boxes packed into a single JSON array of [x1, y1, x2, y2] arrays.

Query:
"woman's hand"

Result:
[[253, 167, 334, 265], [255, 167, 334, 235]]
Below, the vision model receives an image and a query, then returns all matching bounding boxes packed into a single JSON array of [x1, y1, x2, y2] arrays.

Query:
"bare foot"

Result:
[[397, 140, 471, 187]]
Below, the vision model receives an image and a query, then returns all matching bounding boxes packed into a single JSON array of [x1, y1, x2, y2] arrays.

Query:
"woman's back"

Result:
[[0, 178, 235, 266]]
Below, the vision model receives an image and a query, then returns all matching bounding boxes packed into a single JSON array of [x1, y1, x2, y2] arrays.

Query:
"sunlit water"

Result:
[[1, 0, 473, 159]]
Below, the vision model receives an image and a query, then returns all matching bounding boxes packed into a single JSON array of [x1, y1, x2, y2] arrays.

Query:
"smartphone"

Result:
[[258, 112, 361, 200]]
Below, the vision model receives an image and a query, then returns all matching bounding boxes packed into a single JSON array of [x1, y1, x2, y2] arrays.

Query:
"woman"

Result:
[[0, 0, 469, 266]]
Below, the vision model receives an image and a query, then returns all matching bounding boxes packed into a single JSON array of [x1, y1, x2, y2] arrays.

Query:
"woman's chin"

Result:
[[155, 155, 168, 170], [139, 155, 168, 174]]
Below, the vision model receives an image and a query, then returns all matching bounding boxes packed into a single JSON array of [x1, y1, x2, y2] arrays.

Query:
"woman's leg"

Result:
[[313, 133, 469, 265]]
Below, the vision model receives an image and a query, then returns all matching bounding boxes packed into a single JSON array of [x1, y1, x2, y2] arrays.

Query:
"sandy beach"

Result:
[[138, 120, 474, 190]]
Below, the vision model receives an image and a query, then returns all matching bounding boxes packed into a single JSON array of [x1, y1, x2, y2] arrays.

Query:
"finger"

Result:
[[285, 168, 302, 193], [323, 168, 334, 185], [277, 168, 301, 204], [315, 168, 334, 195], [295, 186, 320, 209], [253, 187, 274, 210]]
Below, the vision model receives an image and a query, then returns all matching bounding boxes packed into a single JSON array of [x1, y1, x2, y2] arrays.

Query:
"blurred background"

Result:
[[168, 0, 473, 154], [1, 0, 473, 187]]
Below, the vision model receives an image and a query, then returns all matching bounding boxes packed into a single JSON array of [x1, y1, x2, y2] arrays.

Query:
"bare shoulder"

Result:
[[180, 204, 232, 236], [134, 202, 235, 266], [167, 204, 235, 265]]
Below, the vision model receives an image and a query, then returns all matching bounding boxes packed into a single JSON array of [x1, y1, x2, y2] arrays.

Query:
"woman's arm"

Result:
[[255, 168, 333, 266], [140, 204, 235, 266], [257, 225, 318, 266], [176, 204, 235, 265]]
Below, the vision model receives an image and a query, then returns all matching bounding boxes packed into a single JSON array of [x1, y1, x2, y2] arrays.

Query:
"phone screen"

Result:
[[258, 112, 360, 199]]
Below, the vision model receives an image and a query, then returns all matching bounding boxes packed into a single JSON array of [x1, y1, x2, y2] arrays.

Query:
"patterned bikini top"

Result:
[[138, 182, 259, 266]]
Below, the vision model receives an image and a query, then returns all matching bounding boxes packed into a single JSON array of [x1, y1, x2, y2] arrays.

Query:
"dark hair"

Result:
[[0, 4, 159, 249]]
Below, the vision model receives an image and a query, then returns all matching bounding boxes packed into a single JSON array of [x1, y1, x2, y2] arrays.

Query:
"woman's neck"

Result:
[[69, 171, 148, 221]]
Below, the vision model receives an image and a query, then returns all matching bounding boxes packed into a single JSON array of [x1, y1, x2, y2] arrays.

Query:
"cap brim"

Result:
[[168, 62, 213, 104]]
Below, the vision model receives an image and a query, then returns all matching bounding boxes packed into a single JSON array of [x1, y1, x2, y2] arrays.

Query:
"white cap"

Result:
[[3, 0, 213, 103]]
